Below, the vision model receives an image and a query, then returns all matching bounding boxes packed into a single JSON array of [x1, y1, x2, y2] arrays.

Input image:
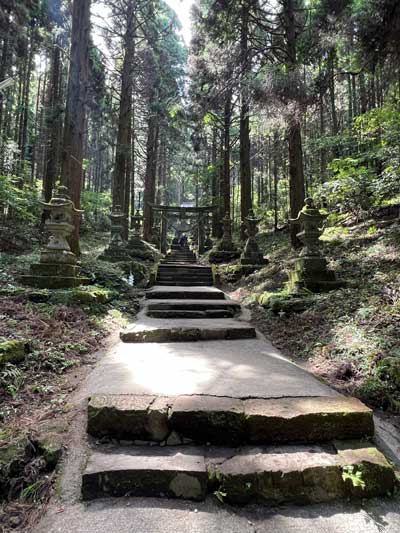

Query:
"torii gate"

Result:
[[149, 204, 216, 254]]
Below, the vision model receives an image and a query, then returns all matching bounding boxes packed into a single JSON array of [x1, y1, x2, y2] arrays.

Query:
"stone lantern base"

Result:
[[208, 235, 241, 263], [209, 246, 241, 264], [287, 255, 345, 293], [19, 250, 89, 289]]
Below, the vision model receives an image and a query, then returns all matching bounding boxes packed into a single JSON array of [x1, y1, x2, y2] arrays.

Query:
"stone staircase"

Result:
[[155, 243, 213, 287], [80, 257, 397, 507], [82, 392, 396, 504]]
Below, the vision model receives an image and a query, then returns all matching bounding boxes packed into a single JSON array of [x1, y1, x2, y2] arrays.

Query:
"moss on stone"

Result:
[[49, 286, 114, 306], [34, 424, 65, 470], [0, 340, 30, 366], [259, 290, 315, 314]]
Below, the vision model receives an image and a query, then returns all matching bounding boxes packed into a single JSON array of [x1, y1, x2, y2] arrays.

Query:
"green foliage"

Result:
[[0, 175, 40, 222], [321, 157, 377, 214], [213, 489, 227, 503], [20, 480, 46, 502], [0, 363, 25, 398], [81, 191, 112, 233], [318, 101, 400, 214], [342, 465, 366, 489]]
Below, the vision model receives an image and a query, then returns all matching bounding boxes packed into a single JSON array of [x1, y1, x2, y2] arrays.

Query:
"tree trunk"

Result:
[[113, 1, 135, 227], [273, 131, 279, 231], [43, 42, 62, 203], [222, 89, 232, 217], [239, 4, 252, 239], [328, 48, 338, 136], [283, 0, 305, 248], [60, 0, 90, 255], [143, 113, 159, 242]]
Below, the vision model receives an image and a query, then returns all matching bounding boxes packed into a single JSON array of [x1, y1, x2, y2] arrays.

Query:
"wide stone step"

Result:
[[156, 281, 213, 286], [147, 300, 239, 310], [82, 442, 396, 504], [157, 273, 212, 278], [156, 278, 213, 284], [87, 394, 374, 444], [158, 266, 212, 271], [147, 310, 235, 319], [157, 273, 213, 278], [146, 287, 226, 300], [120, 324, 256, 342], [146, 301, 240, 318], [156, 280, 213, 285], [161, 261, 198, 265]]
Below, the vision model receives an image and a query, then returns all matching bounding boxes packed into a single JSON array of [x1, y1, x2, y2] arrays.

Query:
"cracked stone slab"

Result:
[[87, 394, 374, 445], [82, 446, 207, 501]]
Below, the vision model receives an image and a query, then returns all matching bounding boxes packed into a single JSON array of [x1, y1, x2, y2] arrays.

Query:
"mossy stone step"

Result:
[[146, 287, 225, 300], [81, 442, 396, 504], [146, 300, 240, 311], [120, 325, 256, 343], [214, 441, 396, 505], [87, 394, 374, 444]]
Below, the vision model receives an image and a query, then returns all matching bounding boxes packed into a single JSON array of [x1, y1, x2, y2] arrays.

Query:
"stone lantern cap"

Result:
[[40, 185, 82, 225], [290, 198, 327, 227]]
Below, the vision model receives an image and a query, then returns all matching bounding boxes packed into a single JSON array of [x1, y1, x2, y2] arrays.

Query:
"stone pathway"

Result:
[[34, 254, 399, 532]]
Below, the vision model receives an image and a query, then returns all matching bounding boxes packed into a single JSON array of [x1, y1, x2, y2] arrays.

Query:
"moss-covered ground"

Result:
[[218, 215, 400, 418], [0, 232, 151, 530]]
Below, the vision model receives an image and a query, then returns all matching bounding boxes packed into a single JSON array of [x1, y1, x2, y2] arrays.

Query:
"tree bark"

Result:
[[239, 4, 252, 239], [222, 88, 232, 217], [113, 1, 135, 228], [60, 0, 90, 255], [43, 41, 62, 203], [283, 0, 305, 248], [143, 113, 159, 242]]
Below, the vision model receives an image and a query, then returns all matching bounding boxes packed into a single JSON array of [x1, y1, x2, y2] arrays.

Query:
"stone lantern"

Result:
[[99, 205, 131, 262], [20, 186, 87, 288], [240, 209, 268, 272], [126, 209, 155, 261], [209, 212, 241, 263], [287, 198, 344, 293], [131, 209, 142, 238]]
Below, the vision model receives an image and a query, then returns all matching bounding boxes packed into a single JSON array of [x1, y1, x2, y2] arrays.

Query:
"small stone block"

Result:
[[170, 396, 245, 445], [87, 395, 155, 440]]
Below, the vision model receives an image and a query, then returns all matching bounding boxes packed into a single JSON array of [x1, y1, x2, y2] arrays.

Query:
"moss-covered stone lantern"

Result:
[[287, 198, 344, 293], [240, 209, 268, 273], [99, 205, 131, 262], [19, 186, 87, 288]]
